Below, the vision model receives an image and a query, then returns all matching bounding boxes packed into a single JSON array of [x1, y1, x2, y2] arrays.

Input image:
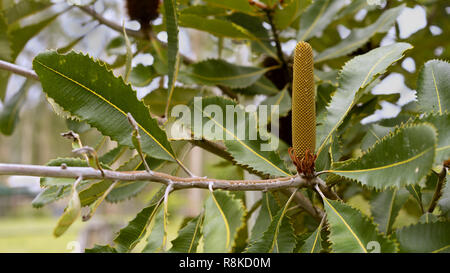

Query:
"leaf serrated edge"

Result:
[[324, 198, 400, 253], [329, 122, 437, 190], [34, 50, 176, 162]]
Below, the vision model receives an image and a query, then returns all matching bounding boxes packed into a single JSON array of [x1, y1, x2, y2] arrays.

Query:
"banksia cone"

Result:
[[126, 0, 161, 33], [292, 41, 316, 160]]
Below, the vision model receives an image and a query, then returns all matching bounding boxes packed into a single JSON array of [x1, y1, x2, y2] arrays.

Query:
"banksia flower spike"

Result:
[[289, 41, 317, 177]]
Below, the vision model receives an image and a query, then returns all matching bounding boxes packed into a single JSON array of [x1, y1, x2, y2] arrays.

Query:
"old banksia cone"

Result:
[[126, 0, 161, 33], [292, 41, 316, 160]]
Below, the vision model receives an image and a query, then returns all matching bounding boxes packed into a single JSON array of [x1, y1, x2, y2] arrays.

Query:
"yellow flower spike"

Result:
[[292, 41, 316, 160]]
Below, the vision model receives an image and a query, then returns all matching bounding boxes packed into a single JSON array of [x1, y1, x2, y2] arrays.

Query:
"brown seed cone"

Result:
[[126, 0, 161, 32], [292, 41, 315, 159]]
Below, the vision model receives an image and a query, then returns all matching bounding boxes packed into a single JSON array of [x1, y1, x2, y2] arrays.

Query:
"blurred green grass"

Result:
[[0, 216, 83, 253]]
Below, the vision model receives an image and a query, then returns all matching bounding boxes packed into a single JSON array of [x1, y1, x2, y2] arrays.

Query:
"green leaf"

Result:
[[0, 79, 30, 135], [189, 97, 291, 177], [113, 186, 166, 252], [396, 221, 450, 253], [33, 51, 176, 162], [259, 88, 291, 120], [179, 14, 249, 39], [419, 213, 438, 224], [406, 184, 424, 212], [361, 124, 393, 151], [32, 185, 70, 208], [246, 191, 296, 253], [203, 190, 245, 252], [10, 13, 59, 59], [2, 0, 52, 24], [322, 197, 397, 253], [316, 42, 412, 156], [370, 188, 409, 234], [412, 112, 450, 165], [164, 0, 180, 117], [179, 5, 227, 16], [186, 59, 277, 89], [416, 60, 450, 115], [79, 154, 161, 206], [249, 193, 280, 243], [315, 5, 405, 63], [299, 218, 325, 253], [330, 124, 436, 189], [143, 87, 199, 116], [142, 207, 165, 253], [122, 23, 132, 83], [53, 182, 81, 237], [438, 173, 450, 218], [274, 0, 312, 30], [297, 0, 346, 41], [85, 244, 117, 253], [169, 214, 203, 253], [129, 64, 157, 87], [233, 76, 279, 96], [203, 0, 254, 15], [226, 12, 276, 58]]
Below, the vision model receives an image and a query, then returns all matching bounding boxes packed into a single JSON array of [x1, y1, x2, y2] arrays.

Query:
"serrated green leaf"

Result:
[[315, 5, 404, 63], [412, 112, 450, 165], [0, 79, 30, 135], [322, 197, 397, 253], [370, 188, 409, 234], [2, 0, 52, 24], [143, 87, 199, 116], [299, 218, 325, 253], [330, 124, 436, 189], [33, 51, 176, 162], [113, 186, 166, 252], [189, 97, 290, 177], [396, 221, 450, 253], [416, 60, 450, 115], [361, 124, 393, 151], [169, 214, 203, 253], [142, 207, 165, 253], [246, 191, 296, 253], [316, 42, 412, 156], [203, 190, 245, 252], [297, 0, 346, 41], [249, 193, 280, 243], [186, 59, 277, 89]]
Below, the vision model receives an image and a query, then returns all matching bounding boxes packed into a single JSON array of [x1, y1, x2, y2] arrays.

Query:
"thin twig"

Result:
[[0, 60, 39, 81], [0, 163, 310, 191], [428, 167, 447, 213]]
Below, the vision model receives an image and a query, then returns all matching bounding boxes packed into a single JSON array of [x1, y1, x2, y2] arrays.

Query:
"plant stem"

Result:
[[428, 167, 447, 213]]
